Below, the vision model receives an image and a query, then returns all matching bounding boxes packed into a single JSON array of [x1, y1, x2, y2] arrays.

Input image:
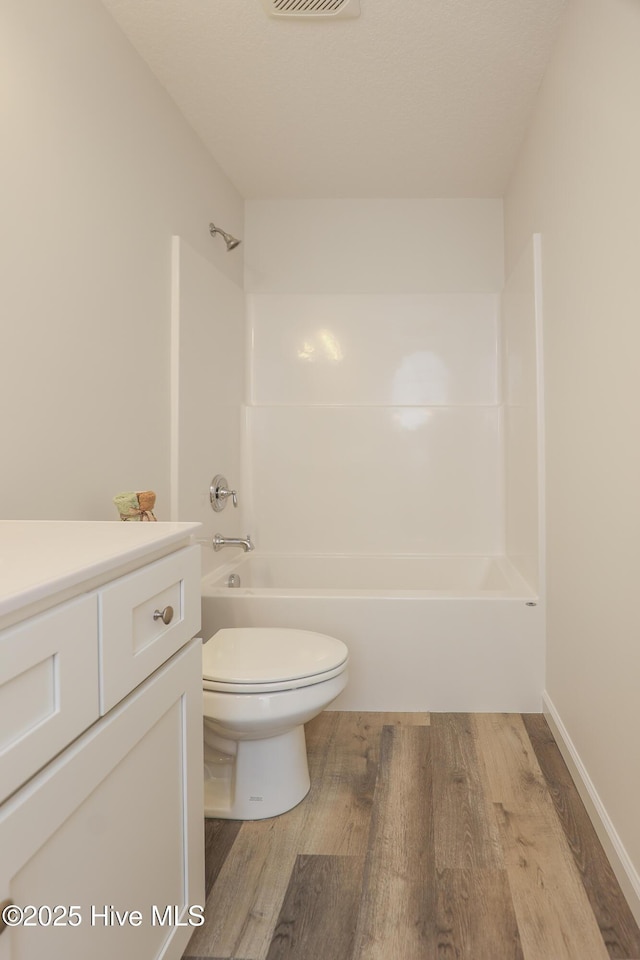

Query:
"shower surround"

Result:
[[208, 200, 545, 711], [243, 200, 536, 563], [246, 289, 502, 556], [179, 199, 544, 711]]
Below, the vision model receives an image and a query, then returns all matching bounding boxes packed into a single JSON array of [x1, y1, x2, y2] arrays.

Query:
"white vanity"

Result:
[[0, 521, 204, 960]]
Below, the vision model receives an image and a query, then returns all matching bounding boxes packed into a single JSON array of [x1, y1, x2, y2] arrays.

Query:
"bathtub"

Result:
[[200, 553, 543, 712]]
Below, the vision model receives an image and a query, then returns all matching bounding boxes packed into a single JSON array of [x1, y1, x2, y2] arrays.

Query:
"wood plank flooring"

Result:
[[183, 712, 640, 960]]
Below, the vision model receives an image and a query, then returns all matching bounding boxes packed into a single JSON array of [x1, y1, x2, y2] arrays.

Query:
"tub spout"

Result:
[[213, 533, 254, 552]]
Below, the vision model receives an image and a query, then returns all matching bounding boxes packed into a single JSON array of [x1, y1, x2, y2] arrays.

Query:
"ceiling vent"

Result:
[[262, 0, 360, 19]]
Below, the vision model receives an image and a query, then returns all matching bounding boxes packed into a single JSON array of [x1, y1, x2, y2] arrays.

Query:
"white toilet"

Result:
[[202, 627, 349, 819]]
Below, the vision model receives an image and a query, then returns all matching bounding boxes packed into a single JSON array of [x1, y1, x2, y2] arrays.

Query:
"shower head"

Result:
[[209, 222, 241, 251]]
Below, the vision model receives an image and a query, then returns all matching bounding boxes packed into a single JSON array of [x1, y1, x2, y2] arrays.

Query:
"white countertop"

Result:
[[0, 520, 202, 619]]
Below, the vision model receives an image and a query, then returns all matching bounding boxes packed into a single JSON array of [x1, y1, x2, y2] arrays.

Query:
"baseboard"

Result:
[[542, 691, 640, 926]]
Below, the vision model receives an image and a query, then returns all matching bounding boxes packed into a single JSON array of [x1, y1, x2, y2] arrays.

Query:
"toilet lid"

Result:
[[202, 627, 348, 685]]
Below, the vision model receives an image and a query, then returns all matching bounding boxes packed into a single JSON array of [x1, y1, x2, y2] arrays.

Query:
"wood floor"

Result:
[[183, 712, 640, 960]]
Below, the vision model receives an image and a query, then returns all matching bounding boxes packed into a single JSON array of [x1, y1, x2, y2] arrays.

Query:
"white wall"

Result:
[[501, 236, 544, 591], [1, 0, 243, 521], [245, 199, 504, 294], [245, 200, 504, 556], [505, 0, 640, 913], [171, 237, 245, 544]]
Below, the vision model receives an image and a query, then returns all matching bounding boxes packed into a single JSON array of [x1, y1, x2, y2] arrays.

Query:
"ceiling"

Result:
[[100, 0, 567, 199]]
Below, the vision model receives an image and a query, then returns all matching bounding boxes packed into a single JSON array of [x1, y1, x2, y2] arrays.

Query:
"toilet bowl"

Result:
[[202, 627, 349, 820]]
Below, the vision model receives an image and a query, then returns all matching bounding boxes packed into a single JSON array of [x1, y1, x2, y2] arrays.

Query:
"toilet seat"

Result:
[[201, 626, 349, 818], [202, 627, 349, 694]]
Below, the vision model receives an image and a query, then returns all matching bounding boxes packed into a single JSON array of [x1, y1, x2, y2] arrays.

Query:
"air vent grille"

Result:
[[263, 0, 360, 18]]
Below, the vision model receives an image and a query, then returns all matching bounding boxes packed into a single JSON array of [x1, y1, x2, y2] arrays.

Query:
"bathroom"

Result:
[[2, 0, 640, 951]]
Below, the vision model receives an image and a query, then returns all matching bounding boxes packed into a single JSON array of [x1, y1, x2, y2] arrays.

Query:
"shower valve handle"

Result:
[[219, 486, 238, 507], [210, 475, 238, 511]]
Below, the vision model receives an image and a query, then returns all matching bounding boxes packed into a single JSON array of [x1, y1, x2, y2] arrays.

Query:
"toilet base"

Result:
[[203, 722, 311, 820]]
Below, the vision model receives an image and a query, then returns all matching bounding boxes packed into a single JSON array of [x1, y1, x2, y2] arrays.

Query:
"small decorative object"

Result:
[[113, 490, 157, 521]]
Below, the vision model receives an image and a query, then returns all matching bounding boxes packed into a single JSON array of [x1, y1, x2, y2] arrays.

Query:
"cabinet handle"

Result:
[[153, 605, 174, 625]]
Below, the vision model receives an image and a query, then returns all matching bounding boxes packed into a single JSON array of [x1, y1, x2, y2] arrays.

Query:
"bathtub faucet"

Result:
[[213, 533, 254, 553]]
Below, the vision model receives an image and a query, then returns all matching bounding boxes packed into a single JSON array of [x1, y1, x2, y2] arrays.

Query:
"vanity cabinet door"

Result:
[[0, 639, 204, 960], [0, 593, 99, 803]]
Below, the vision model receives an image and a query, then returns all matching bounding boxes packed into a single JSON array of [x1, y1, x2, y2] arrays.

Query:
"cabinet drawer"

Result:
[[99, 545, 201, 712], [0, 594, 99, 803]]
